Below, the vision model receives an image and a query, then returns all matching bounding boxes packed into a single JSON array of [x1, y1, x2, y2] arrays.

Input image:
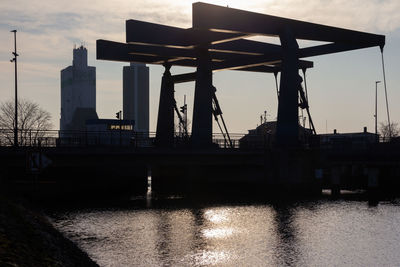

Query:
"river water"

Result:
[[50, 194, 400, 267]]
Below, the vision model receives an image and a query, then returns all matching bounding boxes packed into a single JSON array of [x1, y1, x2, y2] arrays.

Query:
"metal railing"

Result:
[[0, 129, 248, 149], [1, 128, 395, 149], [0, 129, 57, 147]]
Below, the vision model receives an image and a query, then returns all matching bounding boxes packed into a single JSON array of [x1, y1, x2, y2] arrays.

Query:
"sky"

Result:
[[0, 0, 399, 134]]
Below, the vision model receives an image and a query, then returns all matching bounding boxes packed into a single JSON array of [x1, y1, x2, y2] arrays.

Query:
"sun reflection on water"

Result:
[[184, 250, 233, 266], [204, 209, 230, 223], [202, 227, 235, 239]]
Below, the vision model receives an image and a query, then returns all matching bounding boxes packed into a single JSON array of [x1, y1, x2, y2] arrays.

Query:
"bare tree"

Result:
[[0, 99, 53, 146], [379, 122, 400, 140]]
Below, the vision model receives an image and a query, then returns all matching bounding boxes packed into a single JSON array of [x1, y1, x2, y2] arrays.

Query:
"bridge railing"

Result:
[[0, 129, 249, 149], [2, 129, 393, 149], [0, 129, 58, 147]]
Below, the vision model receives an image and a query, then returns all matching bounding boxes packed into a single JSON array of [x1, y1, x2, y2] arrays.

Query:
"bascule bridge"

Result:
[[97, 2, 385, 148]]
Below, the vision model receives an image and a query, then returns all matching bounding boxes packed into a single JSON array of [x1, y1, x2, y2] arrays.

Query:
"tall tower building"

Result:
[[123, 63, 149, 133], [60, 46, 97, 131]]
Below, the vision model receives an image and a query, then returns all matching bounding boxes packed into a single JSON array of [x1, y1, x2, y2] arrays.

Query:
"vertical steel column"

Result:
[[276, 29, 301, 146], [191, 46, 213, 147], [155, 64, 175, 147]]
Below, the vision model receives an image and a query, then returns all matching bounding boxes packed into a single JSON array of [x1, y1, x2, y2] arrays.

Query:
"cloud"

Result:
[[1, 0, 396, 32], [253, 0, 400, 33]]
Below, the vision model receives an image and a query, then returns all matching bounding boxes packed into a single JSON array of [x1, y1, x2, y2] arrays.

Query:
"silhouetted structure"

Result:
[[86, 119, 135, 145], [123, 63, 149, 135], [60, 46, 97, 132], [319, 127, 378, 149], [96, 2, 384, 149], [239, 121, 313, 149]]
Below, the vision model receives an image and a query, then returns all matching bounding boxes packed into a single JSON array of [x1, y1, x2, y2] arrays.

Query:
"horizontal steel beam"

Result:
[[99, 39, 267, 62], [172, 72, 197, 84], [126, 19, 248, 47], [97, 40, 200, 67], [192, 2, 385, 48], [172, 60, 314, 84], [212, 51, 282, 71], [97, 39, 314, 73], [299, 42, 378, 57], [211, 41, 375, 71], [211, 38, 281, 55], [126, 20, 285, 55]]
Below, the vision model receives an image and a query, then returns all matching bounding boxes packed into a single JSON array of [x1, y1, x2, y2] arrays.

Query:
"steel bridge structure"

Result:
[[97, 2, 385, 148]]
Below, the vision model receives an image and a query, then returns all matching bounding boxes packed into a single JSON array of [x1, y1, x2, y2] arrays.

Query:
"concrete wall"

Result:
[[1, 147, 148, 199]]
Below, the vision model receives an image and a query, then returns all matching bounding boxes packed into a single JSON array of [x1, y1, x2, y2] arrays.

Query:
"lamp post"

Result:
[[375, 81, 381, 137], [10, 30, 18, 147]]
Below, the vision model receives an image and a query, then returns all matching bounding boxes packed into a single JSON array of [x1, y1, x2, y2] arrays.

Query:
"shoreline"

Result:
[[0, 195, 98, 267]]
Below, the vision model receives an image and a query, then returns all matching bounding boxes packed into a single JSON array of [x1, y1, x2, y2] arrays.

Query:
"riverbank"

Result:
[[0, 195, 98, 266]]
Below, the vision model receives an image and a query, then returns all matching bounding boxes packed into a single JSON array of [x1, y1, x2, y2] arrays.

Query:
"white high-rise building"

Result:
[[123, 63, 149, 134], [60, 46, 97, 131]]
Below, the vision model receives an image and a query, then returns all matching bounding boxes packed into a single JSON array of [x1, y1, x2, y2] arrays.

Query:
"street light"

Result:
[[10, 30, 18, 147], [375, 81, 381, 137]]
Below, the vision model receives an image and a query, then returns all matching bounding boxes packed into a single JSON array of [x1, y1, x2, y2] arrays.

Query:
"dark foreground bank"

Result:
[[0, 196, 98, 267]]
